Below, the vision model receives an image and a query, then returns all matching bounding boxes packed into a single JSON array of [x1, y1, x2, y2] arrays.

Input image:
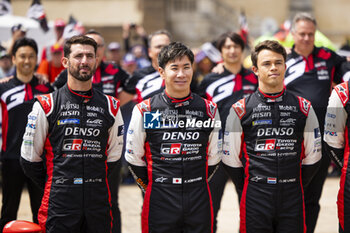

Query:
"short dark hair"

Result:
[[251, 40, 286, 68], [158, 42, 194, 69], [216, 32, 245, 52], [148, 30, 172, 46], [11, 37, 38, 56], [64, 35, 97, 58]]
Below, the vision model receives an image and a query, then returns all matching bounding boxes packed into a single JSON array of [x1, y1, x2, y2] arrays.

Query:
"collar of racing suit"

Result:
[[256, 87, 286, 103], [161, 90, 193, 108], [66, 84, 93, 103]]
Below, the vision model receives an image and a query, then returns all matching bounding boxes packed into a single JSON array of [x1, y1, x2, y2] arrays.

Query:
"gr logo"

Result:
[[161, 143, 182, 155], [62, 139, 83, 151], [255, 139, 276, 151]]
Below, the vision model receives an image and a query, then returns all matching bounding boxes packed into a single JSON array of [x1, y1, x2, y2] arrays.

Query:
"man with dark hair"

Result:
[[285, 12, 348, 233], [0, 37, 52, 231], [53, 32, 129, 233], [125, 42, 221, 233], [54, 30, 130, 105], [21, 35, 124, 233], [198, 31, 258, 231], [223, 40, 321, 233]]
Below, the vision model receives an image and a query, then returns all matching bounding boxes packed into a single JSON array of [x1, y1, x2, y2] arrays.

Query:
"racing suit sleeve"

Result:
[[324, 88, 347, 169], [124, 105, 148, 192], [106, 106, 124, 176], [20, 101, 48, 189], [302, 105, 322, 187], [222, 107, 244, 195], [207, 109, 222, 181]]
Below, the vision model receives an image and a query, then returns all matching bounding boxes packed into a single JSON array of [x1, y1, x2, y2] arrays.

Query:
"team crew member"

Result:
[[198, 32, 258, 231], [324, 81, 350, 233], [21, 35, 124, 233], [223, 40, 321, 233], [0, 38, 52, 231], [125, 42, 221, 233], [122, 30, 172, 103], [284, 12, 348, 232]]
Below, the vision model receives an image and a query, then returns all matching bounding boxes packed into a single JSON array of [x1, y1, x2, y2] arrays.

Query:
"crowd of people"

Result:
[[0, 11, 349, 233]]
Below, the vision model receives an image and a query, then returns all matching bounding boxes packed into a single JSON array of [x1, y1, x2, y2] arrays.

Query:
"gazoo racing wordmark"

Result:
[[143, 110, 221, 129]]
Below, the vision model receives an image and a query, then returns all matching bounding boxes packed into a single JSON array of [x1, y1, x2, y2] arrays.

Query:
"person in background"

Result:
[[1, 23, 27, 56], [198, 32, 258, 232], [284, 12, 348, 233], [36, 43, 65, 83], [40, 18, 66, 62], [107, 41, 122, 66], [0, 46, 14, 78], [0, 37, 52, 231], [122, 52, 138, 75]]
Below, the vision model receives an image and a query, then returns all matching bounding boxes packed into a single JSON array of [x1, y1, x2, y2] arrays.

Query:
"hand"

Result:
[[211, 63, 225, 74], [35, 73, 49, 84], [136, 25, 146, 37]]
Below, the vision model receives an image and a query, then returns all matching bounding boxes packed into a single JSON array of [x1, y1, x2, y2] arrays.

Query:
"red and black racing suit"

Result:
[[324, 81, 350, 233], [53, 61, 129, 233], [20, 84, 124, 233], [125, 91, 221, 233], [285, 45, 347, 233], [0, 75, 52, 231], [223, 89, 321, 233]]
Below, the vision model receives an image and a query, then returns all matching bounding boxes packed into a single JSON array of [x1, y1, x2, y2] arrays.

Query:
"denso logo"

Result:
[[162, 132, 200, 140], [257, 128, 294, 136], [161, 143, 182, 154], [62, 139, 83, 151], [65, 127, 100, 136], [255, 139, 276, 151]]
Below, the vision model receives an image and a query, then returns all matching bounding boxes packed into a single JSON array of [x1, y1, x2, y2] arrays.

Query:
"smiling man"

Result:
[[0, 37, 52, 232], [125, 42, 221, 233], [223, 40, 321, 233]]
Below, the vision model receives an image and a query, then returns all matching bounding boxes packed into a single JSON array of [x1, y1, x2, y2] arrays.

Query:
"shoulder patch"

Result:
[[204, 99, 217, 119], [106, 95, 120, 117], [334, 82, 349, 106], [297, 96, 311, 116], [137, 99, 151, 115], [232, 98, 246, 119], [37, 94, 53, 115]]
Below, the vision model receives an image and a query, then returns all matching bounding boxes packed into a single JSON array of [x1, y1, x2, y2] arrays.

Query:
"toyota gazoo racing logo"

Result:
[[62, 139, 83, 151], [161, 143, 182, 155], [255, 139, 276, 151]]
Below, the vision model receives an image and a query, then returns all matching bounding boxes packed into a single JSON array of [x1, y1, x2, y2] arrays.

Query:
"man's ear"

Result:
[[158, 66, 165, 80], [252, 66, 258, 76], [61, 57, 68, 69]]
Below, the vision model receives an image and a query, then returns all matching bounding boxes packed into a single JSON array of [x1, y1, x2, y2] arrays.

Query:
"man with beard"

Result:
[[20, 35, 124, 233]]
